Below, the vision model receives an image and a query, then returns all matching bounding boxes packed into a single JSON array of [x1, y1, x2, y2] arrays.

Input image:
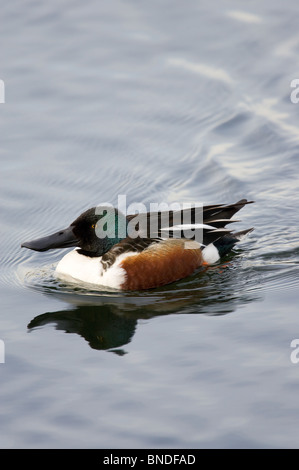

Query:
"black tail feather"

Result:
[[127, 199, 254, 245], [214, 227, 254, 257]]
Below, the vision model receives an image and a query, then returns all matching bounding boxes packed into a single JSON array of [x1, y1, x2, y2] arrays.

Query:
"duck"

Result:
[[21, 199, 254, 290]]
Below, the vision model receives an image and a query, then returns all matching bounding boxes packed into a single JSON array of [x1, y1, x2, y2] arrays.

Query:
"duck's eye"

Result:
[[91, 224, 95, 229]]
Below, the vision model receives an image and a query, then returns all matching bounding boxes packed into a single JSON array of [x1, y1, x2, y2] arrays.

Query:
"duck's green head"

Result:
[[21, 206, 128, 257]]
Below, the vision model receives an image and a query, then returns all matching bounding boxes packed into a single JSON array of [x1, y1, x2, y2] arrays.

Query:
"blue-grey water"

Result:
[[1, 0, 299, 448]]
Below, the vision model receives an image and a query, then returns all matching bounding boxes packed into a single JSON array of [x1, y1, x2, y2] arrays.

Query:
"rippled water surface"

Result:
[[1, 0, 299, 448]]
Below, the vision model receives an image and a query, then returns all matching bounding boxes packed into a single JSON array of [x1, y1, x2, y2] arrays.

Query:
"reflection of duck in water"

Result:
[[22, 200, 253, 290], [27, 297, 207, 354], [27, 265, 260, 353], [28, 304, 137, 354]]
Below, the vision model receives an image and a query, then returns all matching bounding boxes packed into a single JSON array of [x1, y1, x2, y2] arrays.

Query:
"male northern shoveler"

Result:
[[21, 199, 253, 290]]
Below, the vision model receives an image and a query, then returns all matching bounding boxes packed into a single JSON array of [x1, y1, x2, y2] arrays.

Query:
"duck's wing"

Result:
[[126, 199, 254, 245]]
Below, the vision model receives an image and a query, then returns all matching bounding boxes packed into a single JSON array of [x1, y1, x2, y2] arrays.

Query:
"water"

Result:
[[1, 0, 299, 448]]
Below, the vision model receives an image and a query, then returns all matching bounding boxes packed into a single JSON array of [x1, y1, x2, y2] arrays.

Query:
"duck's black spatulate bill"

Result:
[[21, 226, 78, 252]]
